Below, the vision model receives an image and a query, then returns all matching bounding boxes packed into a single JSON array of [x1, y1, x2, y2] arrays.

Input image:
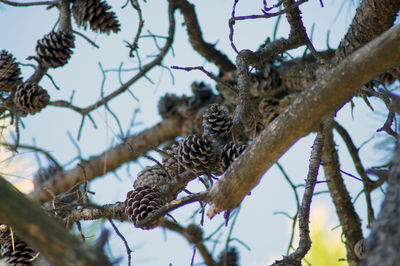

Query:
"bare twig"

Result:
[[333, 120, 375, 226], [229, 0, 308, 55], [0, 142, 62, 170], [168, 0, 235, 73], [160, 219, 217, 266], [124, 0, 144, 57], [73, 31, 99, 49], [108, 218, 132, 266], [31, 118, 183, 202], [276, 162, 300, 255], [272, 131, 324, 265], [0, 0, 54, 6], [50, 3, 176, 117], [171, 65, 236, 93]]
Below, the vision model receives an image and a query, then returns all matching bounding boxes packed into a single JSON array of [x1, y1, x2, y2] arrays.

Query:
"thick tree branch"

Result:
[[0, 177, 112, 265], [168, 0, 236, 73], [322, 123, 363, 265], [206, 24, 400, 217], [31, 118, 183, 202], [334, 0, 400, 63], [361, 136, 400, 265]]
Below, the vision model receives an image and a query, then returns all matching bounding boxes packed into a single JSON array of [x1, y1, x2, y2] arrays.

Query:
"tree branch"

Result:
[[31, 118, 183, 202], [273, 131, 324, 265], [0, 177, 112, 265], [322, 123, 363, 265], [50, 3, 177, 116], [160, 219, 217, 266], [0, 0, 54, 6], [168, 0, 236, 73], [333, 121, 375, 226], [361, 135, 400, 265], [206, 24, 400, 217], [334, 0, 400, 63]]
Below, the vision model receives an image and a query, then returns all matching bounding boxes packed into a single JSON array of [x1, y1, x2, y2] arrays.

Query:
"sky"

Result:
[[0, 0, 396, 265]]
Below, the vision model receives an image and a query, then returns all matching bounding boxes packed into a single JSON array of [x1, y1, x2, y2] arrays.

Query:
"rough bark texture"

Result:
[[334, 0, 400, 63], [322, 126, 363, 265], [361, 137, 400, 266], [0, 177, 111, 265], [206, 24, 400, 216]]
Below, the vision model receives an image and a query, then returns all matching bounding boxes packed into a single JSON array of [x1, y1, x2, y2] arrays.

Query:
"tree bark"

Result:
[[361, 136, 400, 265], [0, 177, 111, 265], [207, 24, 400, 217]]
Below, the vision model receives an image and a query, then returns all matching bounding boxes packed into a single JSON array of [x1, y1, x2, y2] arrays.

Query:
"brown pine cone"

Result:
[[72, 0, 120, 35], [185, 224, 203, 244], [0, 224, 36, 266], [202, 104, 233, 139], [177, 134, 215, 175], [13, 83, 50, 116], [1, 240, 36, 266], [162, 144, 184, 178], [217, 247, 240, 266], [0, 50, 22, 92], [36, 31, 75, 68], [158, 93, 181, 119], [219, 142, 247, 172], [124, 186, 166, 230], [134, 165, 170, 190]]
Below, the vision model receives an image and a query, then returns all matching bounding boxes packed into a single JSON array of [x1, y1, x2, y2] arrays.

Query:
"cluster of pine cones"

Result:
[[0, 224, 36, 265], [124, 103, 248, 230], [0, 0, 120, 117]]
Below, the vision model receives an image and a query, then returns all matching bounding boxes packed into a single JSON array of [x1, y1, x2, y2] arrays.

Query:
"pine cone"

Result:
[[202, 104, 233, 138], [178, 134, 215, 175], [218, 247, 240, 266], [1, 240, 35, 266], [0, 223, 9, 244], [0, 225, 36, 266], [185, 224, 203, 244], [162, 144, 184, 178], [13, 83, 50, 116], [72, 0, 121, 35], [0, 50, 22, 92], [36, 31, 75, 68], [124, 186, 166, 230], [220, 142, 247, 172], [134, 165, 170, 190], [158, 93, 181, 119]]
